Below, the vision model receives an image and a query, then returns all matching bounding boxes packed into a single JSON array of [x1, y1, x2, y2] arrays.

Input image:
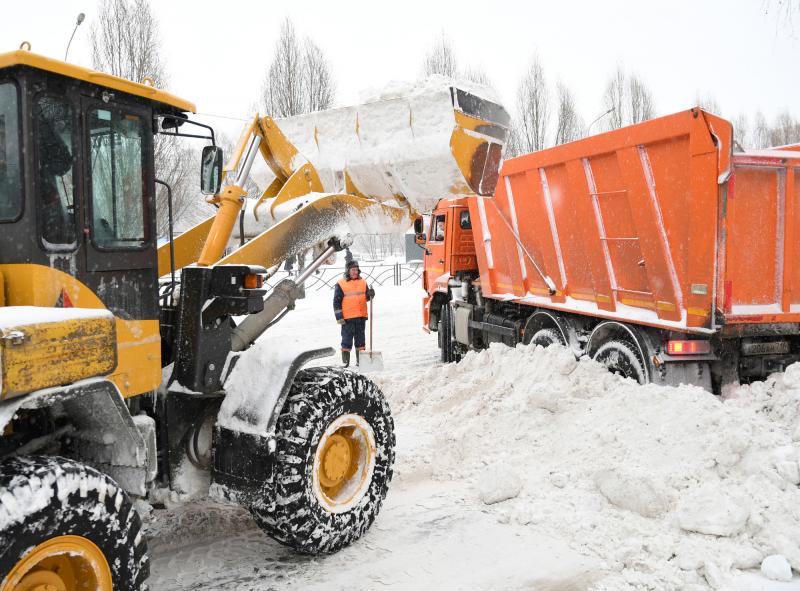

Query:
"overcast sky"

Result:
[[4, 1, 798, 140]]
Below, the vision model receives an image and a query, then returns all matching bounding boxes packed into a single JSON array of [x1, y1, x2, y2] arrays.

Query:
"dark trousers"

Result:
[[341, 317, 367, 351]]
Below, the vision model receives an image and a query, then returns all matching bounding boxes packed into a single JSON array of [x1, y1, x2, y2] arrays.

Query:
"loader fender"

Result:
[[211, 347, 335, 501], [0, 379, 152, 497]]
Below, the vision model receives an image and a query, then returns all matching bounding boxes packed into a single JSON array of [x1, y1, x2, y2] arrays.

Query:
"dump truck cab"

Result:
[[420, 197, 479, 335], [0, 49, 196, 399]]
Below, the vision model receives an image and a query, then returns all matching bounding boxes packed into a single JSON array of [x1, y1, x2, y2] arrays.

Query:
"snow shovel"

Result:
[[359, 296, 384, 371]]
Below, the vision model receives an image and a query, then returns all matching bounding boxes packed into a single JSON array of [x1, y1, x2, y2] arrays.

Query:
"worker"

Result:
[[333, 260, 375, 367]]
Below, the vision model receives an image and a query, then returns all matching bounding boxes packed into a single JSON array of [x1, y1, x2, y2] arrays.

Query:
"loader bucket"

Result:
[[276, 81, 510, 214]]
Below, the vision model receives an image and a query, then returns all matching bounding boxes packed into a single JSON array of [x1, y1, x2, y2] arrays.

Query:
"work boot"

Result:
[[341, 350, 350, 367], [355, 349, 361, 367]]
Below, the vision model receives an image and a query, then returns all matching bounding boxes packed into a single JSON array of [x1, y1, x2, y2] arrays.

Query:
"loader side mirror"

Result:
[[200, 145, 223, 195]]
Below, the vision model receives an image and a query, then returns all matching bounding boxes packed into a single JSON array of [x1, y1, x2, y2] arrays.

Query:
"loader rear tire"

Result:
[[0, 456, 148, 591], [250, 367, 394, 555]]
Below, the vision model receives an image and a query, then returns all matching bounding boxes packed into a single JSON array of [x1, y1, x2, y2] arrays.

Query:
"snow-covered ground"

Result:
[[145, 283, 800, 590]]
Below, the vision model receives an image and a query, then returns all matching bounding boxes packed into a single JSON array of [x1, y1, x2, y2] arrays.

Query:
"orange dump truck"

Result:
[[419, 108, 800, 392]]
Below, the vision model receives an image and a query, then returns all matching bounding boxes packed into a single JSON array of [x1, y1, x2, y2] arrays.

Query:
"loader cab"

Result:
[[0, 49, 196, 397]]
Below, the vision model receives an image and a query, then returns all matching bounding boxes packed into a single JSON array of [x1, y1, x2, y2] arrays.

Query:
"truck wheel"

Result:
[[592, 339, 648, 384], [439, 304, 460, 363], [529, 327, 565, 348], [250, 367, 395, 555], [0, 456, 148, 591]]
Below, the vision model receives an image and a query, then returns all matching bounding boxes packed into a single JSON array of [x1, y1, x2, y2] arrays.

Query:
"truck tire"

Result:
[[439, 304, 459, 363], [529, 327, 565, 348], [592, 339, 648, 384], [0, 456, 148, 591], [250, 367, 395, 555]]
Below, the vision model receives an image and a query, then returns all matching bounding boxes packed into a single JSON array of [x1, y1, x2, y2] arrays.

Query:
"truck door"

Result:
[[424, 210, 448, 289]]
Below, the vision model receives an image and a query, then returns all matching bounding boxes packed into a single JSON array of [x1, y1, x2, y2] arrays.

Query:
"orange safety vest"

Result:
[[337, 278, 368, 319]]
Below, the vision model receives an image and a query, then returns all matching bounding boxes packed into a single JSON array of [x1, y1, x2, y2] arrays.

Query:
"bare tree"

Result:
[[628, 75, 654, 124], [91, 0, 196, 235], [91, 0, 164, 85], [514, 54, 551, 152], [262, 19, 306, 117], [462, 66, 492, 86], [752, 111, 771, 148], [695, 93, 722, 115], [602, 66, 626, 130], [769, 111, 800, 146], [732, 113, 750, 150], [304, 39, 335, 113], [554, 81, 583, 145], [422, 33, 458, 78], [602, 66, 655, 130], [261, 19, 336, 118]]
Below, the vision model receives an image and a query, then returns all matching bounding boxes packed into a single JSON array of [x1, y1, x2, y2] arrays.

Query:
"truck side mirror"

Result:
[[200, 145, 223, 195], [413, 217, 426, 245]]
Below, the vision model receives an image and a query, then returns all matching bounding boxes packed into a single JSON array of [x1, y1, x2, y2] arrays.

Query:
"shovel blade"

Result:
[[358, 351, 384, 372]]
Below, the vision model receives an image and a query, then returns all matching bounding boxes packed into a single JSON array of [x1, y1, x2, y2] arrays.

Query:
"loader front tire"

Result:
[[0, 456, 148, 591], [250, 367, 394, 554]]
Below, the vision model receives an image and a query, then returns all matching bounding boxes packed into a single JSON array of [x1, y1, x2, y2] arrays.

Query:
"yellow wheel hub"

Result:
[[313, 414, 376, 513], [2, 535, 112, 591], [318, 433, 354, 488]]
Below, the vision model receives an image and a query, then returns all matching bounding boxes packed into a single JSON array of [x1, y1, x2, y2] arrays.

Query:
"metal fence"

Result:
[[265, 262, 423, 291]]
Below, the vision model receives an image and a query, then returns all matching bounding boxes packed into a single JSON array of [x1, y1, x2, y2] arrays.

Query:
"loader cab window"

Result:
[[430, 214, 446, 242], [34, 95, 76, 247], [0, 82, 22, 222], [460, 210, 472, 230], [88, 107, 148, 249]]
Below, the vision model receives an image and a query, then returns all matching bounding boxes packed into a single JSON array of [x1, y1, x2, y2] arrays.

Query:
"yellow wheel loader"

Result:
[[0, 47, 508, 590]]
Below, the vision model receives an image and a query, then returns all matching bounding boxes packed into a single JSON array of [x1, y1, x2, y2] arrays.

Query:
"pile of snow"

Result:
[[146, 287, 800, 589], [376, 343, 800, 589]]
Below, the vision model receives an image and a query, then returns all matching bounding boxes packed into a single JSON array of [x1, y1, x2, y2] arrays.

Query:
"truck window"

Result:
[[35, 95, 76, 247], [430, 214, 446, 242], [0, 82, 21, 222], [460, 210, 471, 230], [88, 107, 148, 250]]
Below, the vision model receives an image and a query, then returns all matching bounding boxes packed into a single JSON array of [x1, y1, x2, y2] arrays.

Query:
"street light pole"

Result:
[[587, 107, 614, 136], [64, 13, 86, 62]]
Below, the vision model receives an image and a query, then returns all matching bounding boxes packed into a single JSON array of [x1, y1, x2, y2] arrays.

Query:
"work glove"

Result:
[[337, 319, 345, 325], [366, 287, 375, 300]]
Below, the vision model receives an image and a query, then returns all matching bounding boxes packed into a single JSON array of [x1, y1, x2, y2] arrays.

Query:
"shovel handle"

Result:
[[369, 296, 373, 354]]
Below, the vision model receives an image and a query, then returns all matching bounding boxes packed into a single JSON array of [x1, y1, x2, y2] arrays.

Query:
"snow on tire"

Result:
[[250, 366, 395, 555], [439, 304, 459, 363], [529, 327, 565, 348], [0, 455, 148, 591], [592, 339, 648, 384]]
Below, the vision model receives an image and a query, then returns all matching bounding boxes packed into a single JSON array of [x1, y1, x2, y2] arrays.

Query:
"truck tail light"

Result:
[[667, 340, 711, 355]]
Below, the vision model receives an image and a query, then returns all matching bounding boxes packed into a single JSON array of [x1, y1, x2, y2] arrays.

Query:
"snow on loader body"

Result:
[[0, 48, 508, 588]]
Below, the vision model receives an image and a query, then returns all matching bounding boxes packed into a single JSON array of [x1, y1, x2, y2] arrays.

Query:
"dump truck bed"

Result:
[[469, 108, 800, 334]]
